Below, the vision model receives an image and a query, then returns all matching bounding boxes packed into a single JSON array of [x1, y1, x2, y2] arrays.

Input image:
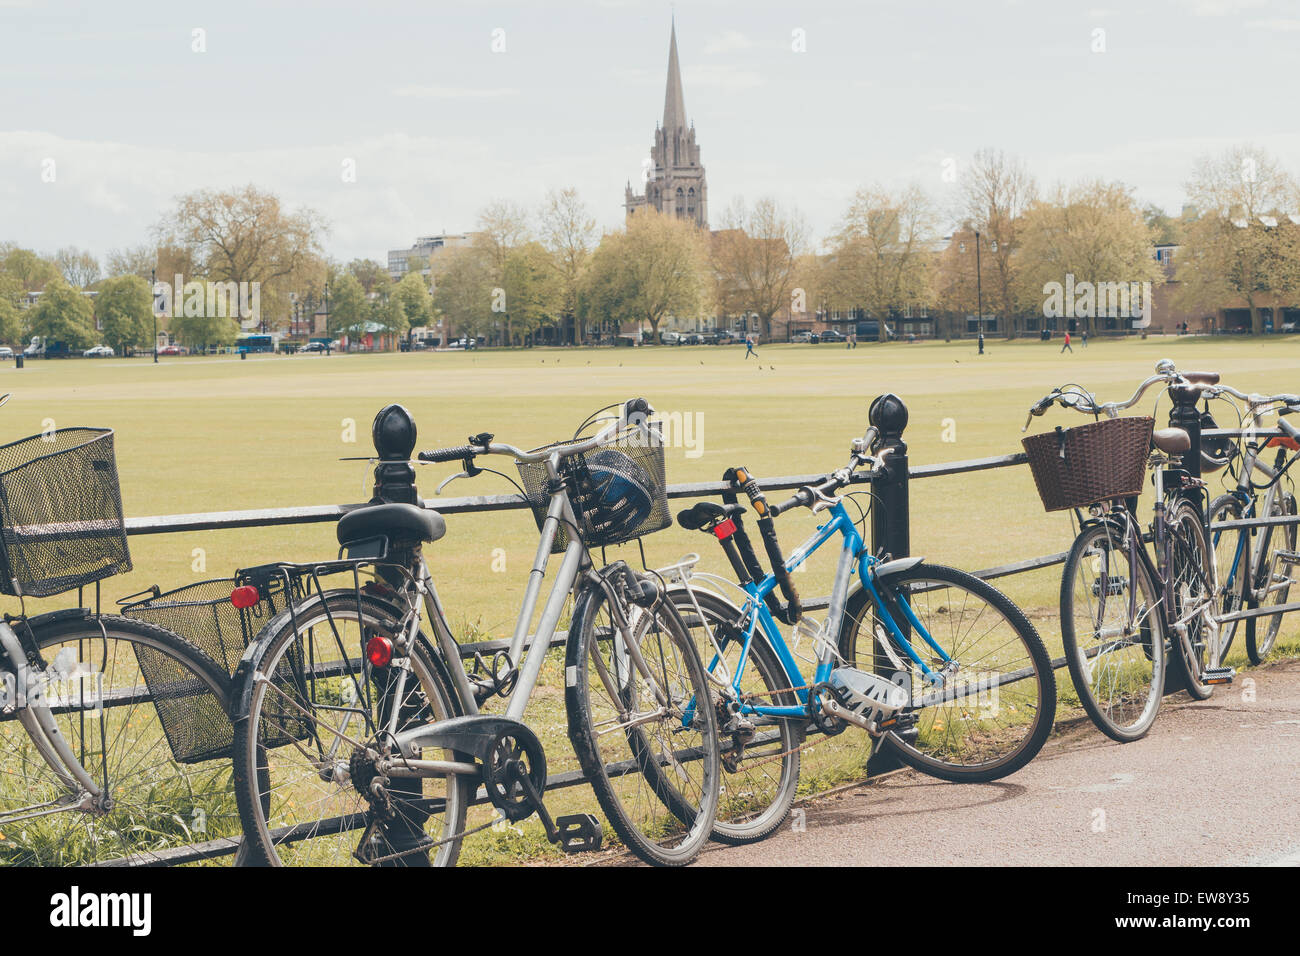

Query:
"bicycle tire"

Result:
[[1246, 491, 1297, 664], [1167, 499, 1216, 700], [837, 562, 1055, 782], [1208, 493, 1247, 660], [1059, 520, 1166, 742], [565, 577, 720, 866], [0, 613, 238, 865], [231, 590, 470, 867], [668, 586, 801, 845]]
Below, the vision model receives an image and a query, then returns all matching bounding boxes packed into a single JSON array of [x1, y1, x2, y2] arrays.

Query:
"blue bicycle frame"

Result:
[[693, 499, 954, 723]]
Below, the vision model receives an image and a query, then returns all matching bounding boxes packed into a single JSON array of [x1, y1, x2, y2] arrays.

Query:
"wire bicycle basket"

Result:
[[516, 422, 670, 553], [0, 428, 131, 598], [121, 574, 299, 763], [1022, 416, 1155, 512]]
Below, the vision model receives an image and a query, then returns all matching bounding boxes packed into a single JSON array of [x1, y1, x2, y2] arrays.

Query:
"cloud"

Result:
[[1171, 0, 1269, 15], [392, 85, 519, 99], [1245, 16, 1300, 28], [684, 64, 762, 92], [703, 31, 753, 54]]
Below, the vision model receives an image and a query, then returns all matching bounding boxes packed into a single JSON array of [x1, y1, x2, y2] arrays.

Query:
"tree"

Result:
[[95, 275, 154, 353], [55, 246, 101, 289], [0, 247, 60, 291], [27, 278, 96, 349], [823, 185, 937, 341], [105, 244, 158, 281], [539, 188, 597, 344], [1014, 180, 1165, 333], [960, 149, 1036, 338], [473, 200, 532, 344], [581, 209, 710, 342], [157, 185, 327, 331], [347, 258, 391, 295], [0, 275, 22, 345], [712, 197, 808, 341], [431, 245, 495, 345], [503, 242, 562, 344], [1175, 146, 1300, 335], [326, 272, 369, 340], [368, 294, 406, 346], [392, 270, 432, 341]]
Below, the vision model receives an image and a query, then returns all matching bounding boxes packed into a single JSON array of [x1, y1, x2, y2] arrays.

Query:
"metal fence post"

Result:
[[1165, 381, 1204, 695], [866, 393, 916, 773]]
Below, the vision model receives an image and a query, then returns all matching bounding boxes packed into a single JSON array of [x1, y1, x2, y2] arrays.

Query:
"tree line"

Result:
[[4, 143, 1297, 352]]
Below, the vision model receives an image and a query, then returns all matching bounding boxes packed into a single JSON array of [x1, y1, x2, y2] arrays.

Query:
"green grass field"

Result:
[[5, 335, 1298, 862]]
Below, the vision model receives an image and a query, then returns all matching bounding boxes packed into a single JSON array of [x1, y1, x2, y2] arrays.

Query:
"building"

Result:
[[386, 233, 473, 280], [624, 21, 709, 229]]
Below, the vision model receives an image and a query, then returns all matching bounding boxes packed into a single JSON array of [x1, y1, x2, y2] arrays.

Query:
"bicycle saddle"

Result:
[[1151, 427, 1191, 454], [676, 501, 745, 531], [337, 502, 446, 547]]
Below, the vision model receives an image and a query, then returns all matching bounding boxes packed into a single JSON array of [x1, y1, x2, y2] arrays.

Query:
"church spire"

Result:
[[662, 18, 687, 131]]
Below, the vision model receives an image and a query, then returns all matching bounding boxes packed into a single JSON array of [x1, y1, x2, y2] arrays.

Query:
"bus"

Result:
[[236, 333, 276, 354]]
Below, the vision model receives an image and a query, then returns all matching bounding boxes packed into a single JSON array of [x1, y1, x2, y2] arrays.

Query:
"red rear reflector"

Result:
[[230, 585, 259, 609], [713, 518, 737, 539], [366, 635, 394, 668], [1266, 436, 1300, 451]]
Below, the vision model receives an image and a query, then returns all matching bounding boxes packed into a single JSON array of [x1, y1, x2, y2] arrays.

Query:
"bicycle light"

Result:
[[366, 635, 394, 668], [230, 585, 259, 609]]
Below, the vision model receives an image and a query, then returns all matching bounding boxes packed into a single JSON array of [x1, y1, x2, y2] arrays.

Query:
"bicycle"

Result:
[[1023, 360, 1235, 743], [1206, 391, 1300, 664], [228, 398, 720, 866], [0, 392, 240, 865], [662, 414, 1056, 844]]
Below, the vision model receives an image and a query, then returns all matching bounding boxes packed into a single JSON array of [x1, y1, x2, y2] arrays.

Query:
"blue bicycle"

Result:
[[663, 421, 1055, 844]]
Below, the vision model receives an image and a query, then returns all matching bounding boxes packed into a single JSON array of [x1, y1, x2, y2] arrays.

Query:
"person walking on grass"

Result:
[[978, 330, 985, 355], [1081, 328, 1088, 348], [744, 335, 757, 360], [1061, 331, 1073, 353]]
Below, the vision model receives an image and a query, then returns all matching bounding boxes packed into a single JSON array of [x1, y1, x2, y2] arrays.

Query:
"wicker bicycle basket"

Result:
[[1022, 416, 1154, 512], [121, 575, 306, 762], [0, 428, 131, 598], [516, 424, 670, 553]]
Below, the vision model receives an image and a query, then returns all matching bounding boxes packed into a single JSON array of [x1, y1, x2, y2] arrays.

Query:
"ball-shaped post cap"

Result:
[[372, 404, 417, 460], [869, 393, 909, 436]]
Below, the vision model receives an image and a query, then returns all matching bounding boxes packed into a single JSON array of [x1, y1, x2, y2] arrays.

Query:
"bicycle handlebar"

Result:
[[417, 397, 654, 465]]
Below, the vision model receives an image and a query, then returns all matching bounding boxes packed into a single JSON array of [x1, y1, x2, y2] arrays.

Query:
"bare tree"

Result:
[[960, 149, 1036, 337], [712, 197, 808, 341], [539, 188, 597, 344], [55, 246, 101, 289]]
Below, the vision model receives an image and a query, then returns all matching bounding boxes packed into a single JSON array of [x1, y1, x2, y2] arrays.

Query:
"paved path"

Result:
[[610, 659, 1300, 866]]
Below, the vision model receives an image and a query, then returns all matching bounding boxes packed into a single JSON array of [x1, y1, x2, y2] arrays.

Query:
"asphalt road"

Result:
[[618, 658, 1300, 867]]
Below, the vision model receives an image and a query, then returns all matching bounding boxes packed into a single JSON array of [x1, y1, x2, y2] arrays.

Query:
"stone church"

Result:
[[624, 21, 708, 228]]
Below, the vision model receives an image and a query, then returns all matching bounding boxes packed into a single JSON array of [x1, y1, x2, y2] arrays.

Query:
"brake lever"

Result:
[[435, 471, 471, 495]]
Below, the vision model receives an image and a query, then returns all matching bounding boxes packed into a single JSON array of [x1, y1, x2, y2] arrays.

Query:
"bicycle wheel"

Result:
[[565, 577, 720, 866], [1060, 520, 1166, 741], [231, 591, 470, 867], [0, 613, 238, 865], [669, 586, 801, 845], [1168, 499, 1217, 700], [1246, 491, 1297, 664], [1208, 493, 1247, 660], [838, 563, 1055, 782]]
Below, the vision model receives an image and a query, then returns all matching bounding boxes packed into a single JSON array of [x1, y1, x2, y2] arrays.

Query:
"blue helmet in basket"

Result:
[[575, 448, 656, 543]]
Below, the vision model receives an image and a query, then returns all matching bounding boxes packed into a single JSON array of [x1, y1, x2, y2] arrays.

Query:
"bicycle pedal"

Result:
[[555, 813, 603, 854], [1202, 666, 1235, 685]]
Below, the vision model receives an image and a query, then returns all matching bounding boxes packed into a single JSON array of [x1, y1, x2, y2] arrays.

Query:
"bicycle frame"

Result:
[[685, 499, 952, 723], [1215, 424, 1297, 604]]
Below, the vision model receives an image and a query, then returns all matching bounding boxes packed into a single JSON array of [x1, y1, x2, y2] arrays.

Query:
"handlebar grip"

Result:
[[770, 491, 806, 516], [624, 397, 652, 418], [418, 445, 477, 463]]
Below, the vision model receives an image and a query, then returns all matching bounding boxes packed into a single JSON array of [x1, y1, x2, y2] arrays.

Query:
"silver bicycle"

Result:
[[229, 398, 720, 867], [0, 393, 240, 865]]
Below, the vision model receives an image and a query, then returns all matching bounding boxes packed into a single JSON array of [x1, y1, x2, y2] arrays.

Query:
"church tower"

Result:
[[625, 20, 708, 228]]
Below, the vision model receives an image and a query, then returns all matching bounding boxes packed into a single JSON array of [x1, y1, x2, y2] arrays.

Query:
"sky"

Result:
[[2, 0, 1299, 264]]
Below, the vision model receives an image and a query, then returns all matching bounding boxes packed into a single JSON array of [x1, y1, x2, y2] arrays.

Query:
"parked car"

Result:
[[158, 344, 185, 356], [819, 329, 846, 343], [83, 345, 115, 358], [718, 330, 744, 345], [660, 330, 683, 345], [1282, 321, 1298, 333], [299, 341, 329, 353], [0, 347, 12, 360]]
